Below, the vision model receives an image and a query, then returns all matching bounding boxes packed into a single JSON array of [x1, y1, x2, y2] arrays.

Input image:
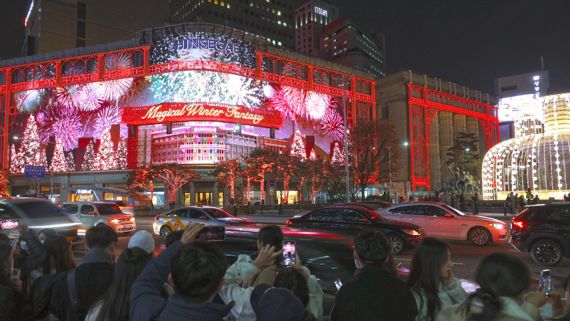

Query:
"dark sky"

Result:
[[2, 0, 569, 94]]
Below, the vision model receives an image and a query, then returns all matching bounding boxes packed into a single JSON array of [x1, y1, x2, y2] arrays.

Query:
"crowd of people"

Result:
[[1, 221, 569, 321]]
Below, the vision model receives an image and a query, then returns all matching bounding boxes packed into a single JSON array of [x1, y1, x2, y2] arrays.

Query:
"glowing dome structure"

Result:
[[482, 94, 570, 200]]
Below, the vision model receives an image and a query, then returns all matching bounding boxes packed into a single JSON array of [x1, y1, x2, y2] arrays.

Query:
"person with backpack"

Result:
[[50, 225, 118, 321]]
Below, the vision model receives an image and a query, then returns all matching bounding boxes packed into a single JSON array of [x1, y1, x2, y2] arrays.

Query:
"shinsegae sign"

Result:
[[122, 103, 282, 128]]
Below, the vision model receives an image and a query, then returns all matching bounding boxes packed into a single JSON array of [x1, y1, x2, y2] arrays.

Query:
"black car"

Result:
[[510, 203, 570, 266], [285, 205, 424, 254]]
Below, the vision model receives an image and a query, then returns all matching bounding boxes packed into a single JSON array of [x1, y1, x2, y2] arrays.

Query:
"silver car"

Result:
[[62, 202, 136, 235]]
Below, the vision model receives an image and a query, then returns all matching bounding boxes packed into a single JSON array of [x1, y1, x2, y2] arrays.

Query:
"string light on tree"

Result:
[[290, 128, 307, 161], [93, 130, 117, 171], [81, 140, 96, 171], [49, 139, 67, 173]]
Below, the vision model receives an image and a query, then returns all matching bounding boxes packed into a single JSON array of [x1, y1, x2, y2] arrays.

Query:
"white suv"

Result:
[[62, 202, 136, 234]]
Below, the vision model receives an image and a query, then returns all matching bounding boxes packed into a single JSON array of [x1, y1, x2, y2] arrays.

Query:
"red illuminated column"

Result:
[[127, 125, 138, 169]]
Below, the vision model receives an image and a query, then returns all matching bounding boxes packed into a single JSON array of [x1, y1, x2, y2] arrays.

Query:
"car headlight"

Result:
[[129, 217, 135, 223], [110, 219, 119, 224], [490, 223, 505, 230], [404, 229, 421, 236]]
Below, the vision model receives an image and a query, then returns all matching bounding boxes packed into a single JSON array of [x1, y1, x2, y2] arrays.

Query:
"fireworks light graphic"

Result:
[[320, 109, 345, 141], [15, 89, 45, 113], [40, 106, 83, 151], [97, 53, 134, 101], [225, 74, 264, 108], [270, 86, 332, 121], [93, 104, 122, 138], [55, 85, 82, 109], [305, 91, 330, 120], [178, 49, 213, 61], [77, 83, 102, 111]]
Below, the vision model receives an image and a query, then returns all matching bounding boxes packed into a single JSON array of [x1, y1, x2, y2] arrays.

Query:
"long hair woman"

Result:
[[408, 238, 467, 321], [43, 236, 75, 274], [85, 247, 152, 321], [0, 241, 27, 321], [437, 253, 546, 321]]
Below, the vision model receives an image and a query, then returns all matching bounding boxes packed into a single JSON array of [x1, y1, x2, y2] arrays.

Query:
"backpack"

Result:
[[30, 272, 62, 319]]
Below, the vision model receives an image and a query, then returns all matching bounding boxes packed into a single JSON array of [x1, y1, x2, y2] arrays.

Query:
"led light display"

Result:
[[483, 94, 570, 200]]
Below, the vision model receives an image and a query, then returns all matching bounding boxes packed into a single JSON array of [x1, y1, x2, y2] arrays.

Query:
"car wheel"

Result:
[[468, 227, 491, 246], [160, 226, 172, 239], [388, 234, 405, 255], [531, 239, 563, 266]]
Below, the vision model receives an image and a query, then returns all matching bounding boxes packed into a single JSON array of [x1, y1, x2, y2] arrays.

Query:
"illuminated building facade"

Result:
[[379, 71, 499, 195], [482, 93, 570, 200], [0, 23, 376, 207]]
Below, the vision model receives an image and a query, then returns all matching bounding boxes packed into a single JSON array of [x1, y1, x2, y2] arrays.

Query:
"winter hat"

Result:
[[250, 284, 305, 321], [128, 230, 156, 254]]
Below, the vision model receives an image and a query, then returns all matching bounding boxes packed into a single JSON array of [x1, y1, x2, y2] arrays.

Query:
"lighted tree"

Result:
[[93, 130, 117, 171], [213, 159, 242, 202], [331, 141, 345, 165], [65, 152, 75, 172], [116, 138, 128, 169], [128, 165, 157, 192], [153, 164, 198, 207], [275, 152, 293, 204], [245, 148, 278, 203], [81, 140, 96, 171], [0, 170, 9, 196], [49, 139, 67, 173], [18, 115, 47, 169], [10, 144, 24, 174], [290, 129, 307, 161], [307, 157, 329, 203], [351, 120, 379, 200], [309, 149, 317, 160]]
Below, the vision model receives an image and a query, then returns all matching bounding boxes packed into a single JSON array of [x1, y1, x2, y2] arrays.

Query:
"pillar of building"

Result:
[[439, 112, 454, 181], [212, 182, 219, 206], [429, 114, 441, 190], [189, 181, 196, 206]]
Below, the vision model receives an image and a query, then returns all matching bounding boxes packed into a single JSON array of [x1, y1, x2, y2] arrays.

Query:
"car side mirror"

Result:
[[443, 213, 454, 218]]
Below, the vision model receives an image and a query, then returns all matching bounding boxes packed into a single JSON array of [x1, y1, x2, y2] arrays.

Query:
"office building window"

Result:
[[77, 20, 86, 39], [77, 2, 86, 20]]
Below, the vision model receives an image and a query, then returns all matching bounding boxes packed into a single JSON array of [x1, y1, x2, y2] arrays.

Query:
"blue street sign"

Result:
[[24, 165, 46, 178]]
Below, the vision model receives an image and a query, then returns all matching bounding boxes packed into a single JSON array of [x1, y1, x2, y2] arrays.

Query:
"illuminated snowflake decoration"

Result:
[[178, 49, 213, 61], [320, 109, 344, 141], [77, 83, 102, 111], [56, 85, 82, 109], [93, 104, 122, 138], [40, 107, 83, 151], [15, 89, 45, 113]]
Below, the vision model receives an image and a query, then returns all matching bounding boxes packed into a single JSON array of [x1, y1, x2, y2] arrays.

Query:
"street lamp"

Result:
[[465, 148, 470, 152], [403, 141, 409, 147]]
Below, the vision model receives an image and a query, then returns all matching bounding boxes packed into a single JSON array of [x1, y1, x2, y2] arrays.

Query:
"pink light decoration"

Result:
[[78, 83, 102, 111], [98, 53, 134, 101], [40, 106, 82, 151], [305, 91, 330, 120], [270, 86, 332, 121], [55, 85, 82, 109], [320, 109, 344, 141]]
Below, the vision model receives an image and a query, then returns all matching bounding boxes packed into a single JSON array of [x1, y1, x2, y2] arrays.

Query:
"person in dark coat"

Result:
[[130, 223, 234, 321], [472, 193, 480, 215], [0, 241, 29, 321], [330, 230, 417, 321], [50, 225, 117, 321]]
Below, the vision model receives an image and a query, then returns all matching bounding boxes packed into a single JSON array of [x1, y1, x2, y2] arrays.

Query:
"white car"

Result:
[[62, 202, 136, 234], [377, 202, 506, 246]]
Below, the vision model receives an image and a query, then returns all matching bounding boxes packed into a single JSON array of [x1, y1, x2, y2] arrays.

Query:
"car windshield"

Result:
[[15, 201, 66, 219], [442, 205, 467, 217], [95, 203, 123, 215], [203, 208, 233, 219]]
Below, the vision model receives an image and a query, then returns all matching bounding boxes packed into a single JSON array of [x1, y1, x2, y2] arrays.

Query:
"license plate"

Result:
[[121, 225, 134, 231]]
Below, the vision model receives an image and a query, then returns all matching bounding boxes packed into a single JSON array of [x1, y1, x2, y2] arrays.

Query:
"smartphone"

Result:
[[282, 241, 296, 267], [540, 269, 553, 297], [334, 278, 343, 291], [196, 226, 225, 241], [10, 268, 20, 280]]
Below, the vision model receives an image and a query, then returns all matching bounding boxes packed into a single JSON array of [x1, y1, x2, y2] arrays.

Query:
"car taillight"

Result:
[[512, 219, 527, 230], [285, 220, 293, 226]]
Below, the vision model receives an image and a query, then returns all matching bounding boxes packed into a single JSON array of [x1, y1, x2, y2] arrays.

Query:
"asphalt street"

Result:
[[78, 214, 570, 289]]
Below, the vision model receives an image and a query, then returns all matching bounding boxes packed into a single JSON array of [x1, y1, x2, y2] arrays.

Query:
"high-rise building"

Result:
[[320, 19, 385, 78], [23, 0, 169, 55], [495, 70, 549, 98], [170, 0, 302, 48], [294, 0, 338, 56]]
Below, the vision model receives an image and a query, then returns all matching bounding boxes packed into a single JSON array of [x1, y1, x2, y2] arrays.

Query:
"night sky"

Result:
[[1, 0, 569, 95]]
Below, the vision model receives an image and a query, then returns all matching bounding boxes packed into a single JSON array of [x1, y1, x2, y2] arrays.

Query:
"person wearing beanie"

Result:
[[250, 284, 305, 321], [128, 230, 156, 255]]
